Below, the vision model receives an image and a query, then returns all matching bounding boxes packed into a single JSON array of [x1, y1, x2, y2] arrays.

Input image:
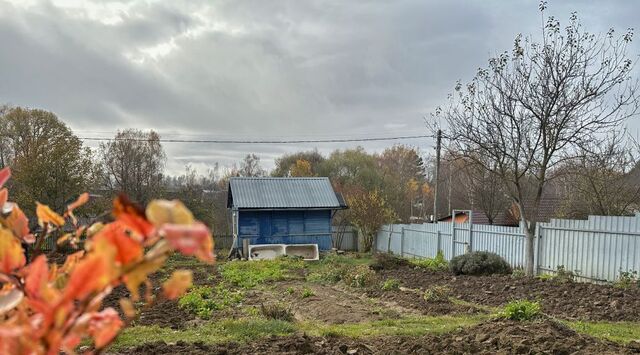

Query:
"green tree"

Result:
[[0, 107, 93, 217], [346, 189, 396, 252], [272, 150, 325, 177]]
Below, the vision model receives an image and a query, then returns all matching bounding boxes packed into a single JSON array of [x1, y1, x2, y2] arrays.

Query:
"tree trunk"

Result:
[[523, 221, 536, 276]]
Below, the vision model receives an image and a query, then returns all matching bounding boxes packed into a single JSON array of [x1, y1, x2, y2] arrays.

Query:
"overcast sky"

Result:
[[1, 0, 639, 175]]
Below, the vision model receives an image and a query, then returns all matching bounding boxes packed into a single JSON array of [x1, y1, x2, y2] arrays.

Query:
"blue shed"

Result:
[[227, 177, 347, 250]]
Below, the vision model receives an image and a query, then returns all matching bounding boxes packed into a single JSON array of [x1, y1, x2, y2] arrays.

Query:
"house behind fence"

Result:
[[376, 213, 640, 283]]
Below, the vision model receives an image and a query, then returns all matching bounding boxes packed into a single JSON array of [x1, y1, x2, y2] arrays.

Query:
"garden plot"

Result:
[[105, 252, 640, 354]]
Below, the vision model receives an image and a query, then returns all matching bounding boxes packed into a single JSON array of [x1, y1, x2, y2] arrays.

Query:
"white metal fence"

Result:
[[376, 214, 640, 283]]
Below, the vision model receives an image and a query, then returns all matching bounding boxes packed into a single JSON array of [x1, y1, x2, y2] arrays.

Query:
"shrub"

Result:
[[449, 251, 512, 276], [410, 250, 448, 271], [301, 287, 315, 298], [343, 264, 378, 288], [500, 300, 541, 321], [381, 278, 400, 291], [423, 285, 451, 302], [260, 303, 295, 322], [615, 270, 639, 289]]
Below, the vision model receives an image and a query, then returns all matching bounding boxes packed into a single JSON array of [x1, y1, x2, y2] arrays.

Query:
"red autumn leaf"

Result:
[[59, 250, 84, 274], [67, 192, 89, 214], [162, 270, 193, 300], [93, 222, 142, 266], [24, 255, 48, 300], [0, 228, 25, 274], [36, 202, 65, 227], [113, 194, 154, 238], [161, 223, 215, 263], [87, 308, 123, 348], [0, 167, 10, 189]]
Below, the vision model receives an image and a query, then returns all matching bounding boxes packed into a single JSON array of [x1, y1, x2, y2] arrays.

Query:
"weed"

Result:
[[555, 265, 577, 283], [220, 257, 304, 289], [178, 284, 244, 319], [410, 250, 448, 271], [537, 273, 555, 281], [301, 287, 315, 298], [423, 285, 451, 302], [614, 270, 639, 289], [306, 267, 347, 284], [285, 287, 295, 295], [511, 267, 526, 278], [343, 264, 377, 288], [260, 303, 295, 322], [381, 278, 400, 291], [500, 300, 541, 321]]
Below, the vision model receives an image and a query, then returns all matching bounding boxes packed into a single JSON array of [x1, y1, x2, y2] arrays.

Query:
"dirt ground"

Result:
[[377, 264, 640, 321], [116, 319, 640, 354]]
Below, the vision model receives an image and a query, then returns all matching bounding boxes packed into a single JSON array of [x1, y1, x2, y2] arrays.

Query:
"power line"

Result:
[[75, 134, 432, 144]]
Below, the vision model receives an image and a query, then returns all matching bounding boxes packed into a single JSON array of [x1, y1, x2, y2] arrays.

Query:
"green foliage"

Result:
[[449, 251, 512, 276], [566, 320, 640, 344], [381, 278, 400, 291], [178, 284, 244, 319], [343, 264, 378, 288], [555, 265, 577, 283], [614, 270, 639, 289], [301, 287, 315, 298], [410, 250, 448, 271], [537, 273, 555, 281], [306, 254, 372, 284], [220, 257, 304, 289], [500, 300, 541, 321], [285, 287, 295, 295], [511, 267, 526, 278], [260, 303, 295, 322], [423, 286, 451, 302]]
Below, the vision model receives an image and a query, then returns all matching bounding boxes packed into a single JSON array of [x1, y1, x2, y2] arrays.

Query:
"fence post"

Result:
[[400, 227, 405, 257], [534, 223, 541, 276], [450, 221, 456, 259], [436, 229, 441, 256], [468, 210, 474, 252]]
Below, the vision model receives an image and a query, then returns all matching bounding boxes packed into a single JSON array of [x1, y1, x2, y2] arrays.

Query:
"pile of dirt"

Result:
[[379, 266, 640, 321], [366, 288, 484, 316], [118, 319, 640, 354]]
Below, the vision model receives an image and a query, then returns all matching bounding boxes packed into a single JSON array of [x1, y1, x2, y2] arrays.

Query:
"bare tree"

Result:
[[557, 133, 640, 217], [238, 154, 266, 177], [440, 7, 639, 275], [99, 129, 166, 204]]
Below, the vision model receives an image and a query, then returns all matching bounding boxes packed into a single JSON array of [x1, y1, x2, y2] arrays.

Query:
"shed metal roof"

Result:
[[227, 177, 346, 210]]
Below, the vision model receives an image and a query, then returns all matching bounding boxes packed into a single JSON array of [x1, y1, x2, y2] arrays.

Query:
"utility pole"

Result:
[[433, 129, 441, 222]]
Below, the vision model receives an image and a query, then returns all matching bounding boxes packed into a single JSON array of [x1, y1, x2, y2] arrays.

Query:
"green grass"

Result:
[[178, 284, 244, 319], [299, 315, 489, 338], [566, 320, 640, 344], [499, 300, 541, 321], [112, 319, 295, 350], [409, 250, 448, 271], [219, 257, 305, 288], [306, 254, 373, 285]]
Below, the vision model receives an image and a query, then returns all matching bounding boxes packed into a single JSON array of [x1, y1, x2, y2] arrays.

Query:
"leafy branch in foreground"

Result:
[[0, 167, 215, 354]]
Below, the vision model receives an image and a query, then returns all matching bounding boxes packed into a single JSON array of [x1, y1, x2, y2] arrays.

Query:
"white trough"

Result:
[[248, 243, 319, 261]]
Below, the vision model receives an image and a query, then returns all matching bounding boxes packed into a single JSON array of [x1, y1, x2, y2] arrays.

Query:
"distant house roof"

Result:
[[227, 177, 347, 210]]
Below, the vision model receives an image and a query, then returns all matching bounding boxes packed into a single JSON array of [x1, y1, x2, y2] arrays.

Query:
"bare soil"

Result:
[[378, 265, 640, 321], [116, 319, 640, 354]]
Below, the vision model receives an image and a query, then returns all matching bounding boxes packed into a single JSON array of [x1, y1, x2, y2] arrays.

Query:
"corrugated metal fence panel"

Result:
[[471, 224, 526, 268], [538, 216, 640, 282], [331, 226, 358, 251]]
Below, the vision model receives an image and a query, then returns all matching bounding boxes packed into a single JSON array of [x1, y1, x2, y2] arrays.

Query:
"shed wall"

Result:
[[237, 210, 332, 250]]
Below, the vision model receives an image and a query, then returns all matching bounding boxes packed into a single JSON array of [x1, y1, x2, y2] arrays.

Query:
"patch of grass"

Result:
[[381, 278, 400, 291], [410, 250, 448, 271], [111, 319, 295, 350], [565, 320, 640, 344], [301, 287, 315, 298], [499, 300, 541, 321], [299, 315, 488, 338], [178, 284, 244, 319], [260, 303, 295, 322], [285, 287, 295, 295], [537, 273, 555, 281], [343, 264, 378, 288], [220, 257, 304, 289], [306, 254, 373, 285], [423, 285, 451, 302]]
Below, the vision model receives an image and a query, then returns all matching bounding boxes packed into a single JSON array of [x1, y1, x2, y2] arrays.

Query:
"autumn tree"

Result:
[[377, 145, 426, 221], [346, 189, 396, 252], [0, 107, 93, 216], [98, 129, 166, 205], [441, 7, 639, 275], [290, 159, 314, 177], [272, 150, 325, 177]]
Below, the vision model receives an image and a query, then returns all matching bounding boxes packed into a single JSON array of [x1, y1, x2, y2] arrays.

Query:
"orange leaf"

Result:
[[0, 188, 7, 207], [93, 222, 142, 266], [5, 204, 31, 242], [62, 248, 114, 302], [113, 194, 154, 238], [0, 227, 25, 274], [123, 255, 165, 301], [86, 308, 123, 348], [146, 200, 194, 226], [119, 298, 136, 319], [162, 270, 193, 300], [36, 202, 65, 227], [162, 223, 214, 263], [67, 192, 89, 214], [59, 250, 84, 274], [0, 167, 10, 189], [24, 255, 48, 300]]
